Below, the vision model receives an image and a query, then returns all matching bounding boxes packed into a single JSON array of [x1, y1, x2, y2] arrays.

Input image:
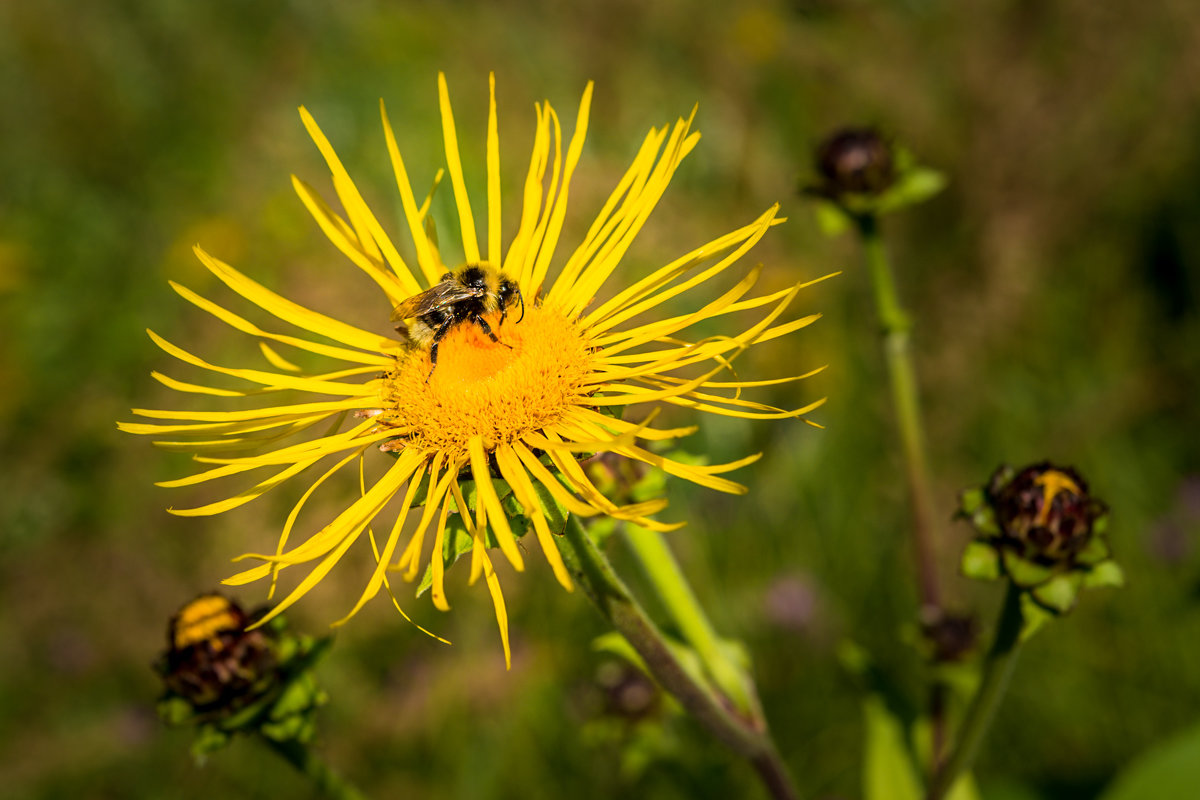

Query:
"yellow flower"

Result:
[[122, 73, 827, 667]]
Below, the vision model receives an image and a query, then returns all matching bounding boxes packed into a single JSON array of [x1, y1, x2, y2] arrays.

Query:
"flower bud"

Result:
[[815, 128, 895, 197], [958, 462, 1122, 614], [920, 610, 979, 663], [160, 594, 276, 713], [989, 463, 1104, 566]]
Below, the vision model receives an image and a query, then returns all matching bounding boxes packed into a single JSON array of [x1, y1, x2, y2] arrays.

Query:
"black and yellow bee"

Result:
[[391, 262, 525, 378]]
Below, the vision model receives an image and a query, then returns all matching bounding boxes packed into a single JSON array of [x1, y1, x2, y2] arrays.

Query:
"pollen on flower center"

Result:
[[380, 305, 594, 456]]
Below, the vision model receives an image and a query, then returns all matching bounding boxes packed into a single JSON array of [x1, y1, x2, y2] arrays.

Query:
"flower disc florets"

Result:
[[379, 306, 592, 459]]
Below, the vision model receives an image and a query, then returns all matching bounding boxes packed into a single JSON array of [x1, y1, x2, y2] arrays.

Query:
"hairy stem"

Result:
[[623, 524, 762, 720], [558, 515, 799, 800], [264, 737, 369, 800], [928, 584, 1024, 800], [857, 213, 942, 615]]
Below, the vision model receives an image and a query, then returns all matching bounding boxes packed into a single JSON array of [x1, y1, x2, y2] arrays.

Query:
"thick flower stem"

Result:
[[856, 213, 942, 615], [263, 738, 369, 800], [623, 524, 762, 720], [559, 515, 799, 800], [928, 583, 1024, 800]]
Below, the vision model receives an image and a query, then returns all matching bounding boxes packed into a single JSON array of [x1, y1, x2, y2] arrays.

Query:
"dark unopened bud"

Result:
[[958, 462, 1121, 615], [815, 128, 895, 197], [920, 610, 979, 663], [160, 594, 276, 713], [594, 659, 661, 722], [989, 463, 1103, 566]]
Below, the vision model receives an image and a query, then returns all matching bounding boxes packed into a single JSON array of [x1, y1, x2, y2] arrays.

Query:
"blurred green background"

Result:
[[2, 1, 1199, 798]]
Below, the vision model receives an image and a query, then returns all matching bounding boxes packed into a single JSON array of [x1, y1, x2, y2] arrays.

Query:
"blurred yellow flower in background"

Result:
[[122, 73, 826, 666]]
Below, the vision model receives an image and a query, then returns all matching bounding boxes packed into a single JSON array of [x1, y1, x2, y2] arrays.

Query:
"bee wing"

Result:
[[390, 282, 480, 322]]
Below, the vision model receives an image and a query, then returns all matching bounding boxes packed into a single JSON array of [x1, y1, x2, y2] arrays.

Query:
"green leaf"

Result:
[[1075, 532, 1112, 566], [961, 540, 1002, 581], [1017, 592, 1055, 641], [1098, 721, 1200, 800], [1001, 549, 1055, 588], [957, 488, 986, 516], [813, 199, 853, 237], [191, 724, 231, 759], [863, 695, 923, 800], [415, 516, 474, 598], [1083, 560, 1125, 589], [1030, 572, 1083, 614], [877, 167, 947, 212]]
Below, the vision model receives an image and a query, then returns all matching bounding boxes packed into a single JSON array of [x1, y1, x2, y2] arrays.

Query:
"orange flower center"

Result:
[[380, 305, 593, 458]]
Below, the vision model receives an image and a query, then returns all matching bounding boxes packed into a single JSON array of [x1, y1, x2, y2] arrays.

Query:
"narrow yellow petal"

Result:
[[148, 330, 381, 397], [660, 394, 827, 420], [437, 72, 480, 264], [486, 73, 502, 265], [297, 105, 425, 294], [167, 457, 317, 516], [194, 419, 384, 467], [564, 406, 697, 442], [546, 125, 666, 306], [505, 103, 549, 286], [583, 208, 777, 338], [562, 114, 699, 315], [380, 99, 443, 286], [396, 452, 447, 580], [512, 440, 605, 519], [468, 436, 525, 571], [528, 82, 593, 295], [270, 447, 366, 599], [333, 465, 426, 626], [235, 448, 422, 568], [169, 280, 394, 367], [194, 246, 402, 356], [430, 486, 455, 611], [133, 395, 370, 424], [477, 547, 512, 670], [587, 363, 728, 407], [292, 175, 411, 302], [495, 445, 572, 590], [516, 103, 562, 288], [151, 371, 244, 397], [259, 342, 301, 372], [121, 410, 334, 437]]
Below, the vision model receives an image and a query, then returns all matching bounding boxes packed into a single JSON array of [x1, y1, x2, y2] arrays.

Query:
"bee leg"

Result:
[[425, 321, 455, 382], [474, 315, 511, 349]]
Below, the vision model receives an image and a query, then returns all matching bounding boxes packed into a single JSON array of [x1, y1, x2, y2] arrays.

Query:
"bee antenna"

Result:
[[517, 290, 526, 324]]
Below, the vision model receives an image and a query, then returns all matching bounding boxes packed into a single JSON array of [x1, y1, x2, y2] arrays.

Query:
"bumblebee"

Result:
[[391, 262, 524, 378]]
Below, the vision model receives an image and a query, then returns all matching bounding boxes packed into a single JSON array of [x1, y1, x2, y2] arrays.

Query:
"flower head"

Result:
[[123, 74, 826, 666], [959, 462, 1122, 615], [813, 127, 896, 198], [156, 594, 331, 754]]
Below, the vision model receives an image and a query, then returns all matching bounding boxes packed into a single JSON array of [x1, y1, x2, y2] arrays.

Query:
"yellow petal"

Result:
[[194, 246, 402, 356], [468, 435, 525, 571], [494, 445, 573, 590]]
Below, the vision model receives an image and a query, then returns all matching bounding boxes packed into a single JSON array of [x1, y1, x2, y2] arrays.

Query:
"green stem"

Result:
[[623, 524, 762, 720], [857, 213, 942, 614], [264, 737, 369, 800], [558, 515, 799, 800], [928, 584, 1024, 800]]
